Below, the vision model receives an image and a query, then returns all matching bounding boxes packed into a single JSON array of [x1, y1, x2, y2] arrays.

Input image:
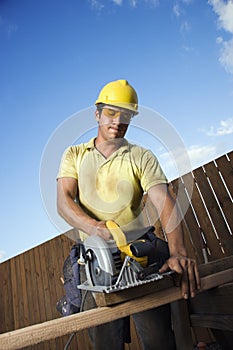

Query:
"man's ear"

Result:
[[95, 109, 100, 122]]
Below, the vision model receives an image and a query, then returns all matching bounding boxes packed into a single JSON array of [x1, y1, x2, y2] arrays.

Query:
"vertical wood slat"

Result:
[[45, 239, 64, 350], [38, 242, 54, 321], [0, 260, 14, 333], [171, 177, 203, 263], [10, 258, 19, 330], [228, 150, 233, 165], [182, 171, 224, 260], [193, 166, 232, 256], [14, 255, 27, 330], [49, 237, 74, 350], [61, 234, 93, 350], [215, 153, 233, 199], [204, 161, 233, 235], [38, 243, 57, 350], [19, 253, 30, 328], [33, 247, 47, 350], [33, 247, 47, 323], [0, 262, 6, 333]]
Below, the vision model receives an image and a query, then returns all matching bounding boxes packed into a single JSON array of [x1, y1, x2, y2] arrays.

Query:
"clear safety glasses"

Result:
[[101, 107, 134, 123]]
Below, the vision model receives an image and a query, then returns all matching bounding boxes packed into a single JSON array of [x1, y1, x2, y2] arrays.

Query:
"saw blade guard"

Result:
[[84, 235, 116, 275]]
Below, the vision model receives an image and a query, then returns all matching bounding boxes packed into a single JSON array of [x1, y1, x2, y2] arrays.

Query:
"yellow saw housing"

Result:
[[106, 220, 148, 267]]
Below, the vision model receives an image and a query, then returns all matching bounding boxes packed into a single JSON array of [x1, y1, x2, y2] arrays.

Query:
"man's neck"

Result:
[[94, 137, 124, 159]]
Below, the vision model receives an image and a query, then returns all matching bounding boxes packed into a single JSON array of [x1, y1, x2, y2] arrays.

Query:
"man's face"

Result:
[[95, 105, 133, 141]]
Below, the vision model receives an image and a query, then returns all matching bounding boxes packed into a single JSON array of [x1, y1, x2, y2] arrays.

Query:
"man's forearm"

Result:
[[57, 194, 97, 235]]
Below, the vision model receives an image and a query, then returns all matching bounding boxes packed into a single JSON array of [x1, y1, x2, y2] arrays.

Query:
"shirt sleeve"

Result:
[[57, 146, 79, 180], [139, 149, 167, 192]]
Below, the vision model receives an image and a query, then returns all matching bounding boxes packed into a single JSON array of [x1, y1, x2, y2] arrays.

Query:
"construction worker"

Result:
[[57, 79, 200, 350]]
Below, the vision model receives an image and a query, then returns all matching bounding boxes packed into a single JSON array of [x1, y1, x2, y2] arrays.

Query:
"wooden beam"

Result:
[[198, 255, 233, 277], [95, 259, 233, 307], [0, 268, 232, 350], [190, 314, 233, 331]]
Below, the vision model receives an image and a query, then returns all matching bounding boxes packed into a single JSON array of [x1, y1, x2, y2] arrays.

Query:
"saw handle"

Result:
[[130, 240, 155, 257]]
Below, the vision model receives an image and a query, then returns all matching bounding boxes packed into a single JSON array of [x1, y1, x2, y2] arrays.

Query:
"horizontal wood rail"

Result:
[[0, 257, 232, 350]]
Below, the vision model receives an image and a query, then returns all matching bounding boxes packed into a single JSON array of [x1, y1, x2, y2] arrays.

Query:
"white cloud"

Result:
[[159, 143, 224, 180], [112, 0, 123, 5], [209, 0, 233, 74], [205, 117, 233, 136], [186, 144, 217, 168], [90, 0, 160, 9], [209, 0, 233, 33], [0, 250, 6, 262], [216, 36, 223, 44], [90, 0, 104, 10], [130, 0, 137, 7], [219, 38, 233, 74], [182, 45, 194, 52], [173, 3, 181, 17], [180, 20, 191, 33]]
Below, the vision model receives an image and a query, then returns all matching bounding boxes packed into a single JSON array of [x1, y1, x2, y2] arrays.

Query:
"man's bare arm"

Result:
[[57, 177, 111, 240], [148, 184, 200, 299]]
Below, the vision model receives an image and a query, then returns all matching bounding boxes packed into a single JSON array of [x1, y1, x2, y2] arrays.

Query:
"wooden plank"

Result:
[[198, 255, 233, 277], [23, 247, 35, 326], [190, 314, 233, 331], [189, 282, 233, 315], [38, 243, 54, 321], [32, 248, 47, 350], [199, 268, 233, 290], [95, 274, 175, 307], [182, 172, 224, 260], [18, 253, 30, 327], [128, 317, 142, 350], [59, 235, 84, 350], [0, 287, 183, 350], [0, 260, 14, 333], [48, 237, 71, 350], [228, 150, 233, 165], [37, 243, 56, 350], [171, 177, 203, 263], [33, 247, 47, 323], [0, 262, 6, 333], [95, 266, 233, 307], [204, 161, 233, 234], [215, 154, 233, 198], [193, 166, 231, 255], [10, 258, 19, 330], [171, 299, 194, 350], [28, 248, 41, 324], [14, 255, 26, 330], [45, 240, 59, 319], [142, 196, 166, 240], [0, 268, 232, 350]]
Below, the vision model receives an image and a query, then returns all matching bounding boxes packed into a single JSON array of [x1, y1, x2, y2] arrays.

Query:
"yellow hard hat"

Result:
[[95, 79, 138, 114]]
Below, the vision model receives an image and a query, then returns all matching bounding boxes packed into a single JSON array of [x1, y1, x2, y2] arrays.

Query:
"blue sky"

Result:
[[1, 0, 233, 262]]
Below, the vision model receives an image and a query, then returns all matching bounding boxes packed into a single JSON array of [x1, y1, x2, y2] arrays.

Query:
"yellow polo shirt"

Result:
[[57, 138, 167, 239]]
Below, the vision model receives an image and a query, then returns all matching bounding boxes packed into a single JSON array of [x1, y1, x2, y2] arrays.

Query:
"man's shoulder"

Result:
[[127, 141, 154, 157], [66, 138, 95, 155]]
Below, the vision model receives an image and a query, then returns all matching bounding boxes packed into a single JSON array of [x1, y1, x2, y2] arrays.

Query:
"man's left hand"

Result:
[[159, 255, 201, 299]]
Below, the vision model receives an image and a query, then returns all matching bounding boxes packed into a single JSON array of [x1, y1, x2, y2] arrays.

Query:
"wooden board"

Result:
[[0, 266, 232, 350], [215, 153, 233, 199], [94, 274, 175, 307]]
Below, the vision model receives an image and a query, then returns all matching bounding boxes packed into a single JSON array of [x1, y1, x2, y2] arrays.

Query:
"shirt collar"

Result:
[[85, 137, 129, 155]]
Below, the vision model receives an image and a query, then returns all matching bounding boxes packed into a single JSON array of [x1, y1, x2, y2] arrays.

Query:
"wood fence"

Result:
[[0, 150, 232, 349]]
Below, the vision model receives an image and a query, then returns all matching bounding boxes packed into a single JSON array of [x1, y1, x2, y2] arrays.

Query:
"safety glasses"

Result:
[[101, 107, 133, 122]]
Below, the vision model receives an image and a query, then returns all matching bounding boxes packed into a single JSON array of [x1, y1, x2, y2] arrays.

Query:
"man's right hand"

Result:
[[90, 221, 112, 240]]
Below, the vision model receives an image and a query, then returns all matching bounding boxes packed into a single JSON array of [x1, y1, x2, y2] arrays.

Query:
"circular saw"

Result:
[[78, 221, 171, 293]]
